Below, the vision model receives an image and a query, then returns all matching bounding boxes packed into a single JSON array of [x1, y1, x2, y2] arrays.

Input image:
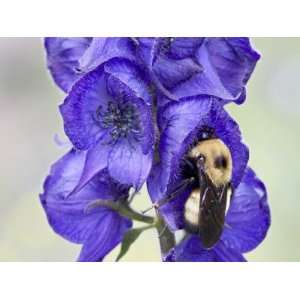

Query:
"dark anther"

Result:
[[95, 101, 141, 142]]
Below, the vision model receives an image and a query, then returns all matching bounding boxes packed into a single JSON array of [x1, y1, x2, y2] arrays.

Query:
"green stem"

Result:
[[120, 203, 155, 224], [155, 212, 176, 258], [86, 200, 155, 224]]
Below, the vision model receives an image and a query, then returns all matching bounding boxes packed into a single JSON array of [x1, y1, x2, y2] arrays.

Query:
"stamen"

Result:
[[94, 101, 142, 142]]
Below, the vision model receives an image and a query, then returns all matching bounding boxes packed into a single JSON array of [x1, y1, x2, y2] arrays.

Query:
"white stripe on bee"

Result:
[[184, 189, 201, 226]]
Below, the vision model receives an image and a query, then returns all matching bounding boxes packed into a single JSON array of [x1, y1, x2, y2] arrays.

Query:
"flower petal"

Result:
[[108, 140, 153, 190], [221, 168, 271, 253], [173, 38, 260, 101], [71, 139, 111, 194], [168, 235, 246, 262], [136, 37, 160, 68], [152, 55, 202, 90], [40, 149, 130, 244], [60, 66, 111, 150], [45, 38, 92, 92], [136, 38, 179, 100], [104, 58, 152, 105], [168, 38, 204, 59], [78, 211, 132, 262], [78, 38, 135, 72]]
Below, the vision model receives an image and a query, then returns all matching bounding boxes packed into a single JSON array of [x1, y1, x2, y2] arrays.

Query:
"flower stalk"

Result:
[[87, 198, 176, 257], [155, 213, 176, 257], [86, 199, 155, 224]]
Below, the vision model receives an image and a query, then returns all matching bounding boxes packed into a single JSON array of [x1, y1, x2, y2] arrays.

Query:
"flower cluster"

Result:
[[41, 37, 270, 261]]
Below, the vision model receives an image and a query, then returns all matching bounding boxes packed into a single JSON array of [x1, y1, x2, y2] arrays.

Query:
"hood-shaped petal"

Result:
[[45, 37, 92, 92], [78, 38, 135, 73], [153, 55, 202, 90], [104, 58, 152, 105], [149, 96, 249, 201], [168, 38, 204, 59], [173, 38, 260, 101], [45, 37, 135, 92], [136, 37, 259, 105]]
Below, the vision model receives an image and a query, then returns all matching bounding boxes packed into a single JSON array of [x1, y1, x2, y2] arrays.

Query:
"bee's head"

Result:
[[189, 138, 232, 187]]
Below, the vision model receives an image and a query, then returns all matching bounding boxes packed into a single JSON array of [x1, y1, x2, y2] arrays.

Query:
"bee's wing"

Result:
[[198, 169, 229, 249], [225, 183, 233, 214]]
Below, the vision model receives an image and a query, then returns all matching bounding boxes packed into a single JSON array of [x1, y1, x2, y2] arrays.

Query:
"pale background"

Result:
[[0, 38, 298, 261]]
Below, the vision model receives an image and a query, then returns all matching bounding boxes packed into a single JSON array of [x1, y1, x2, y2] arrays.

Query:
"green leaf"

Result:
[[116, 226, 151, 261]]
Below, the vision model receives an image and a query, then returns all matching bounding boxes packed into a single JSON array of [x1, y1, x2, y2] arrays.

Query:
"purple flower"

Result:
[[148, 96, 249, 230], [136, 38, 260, 105], [40, 149, 132, 261], [45, 37, 136, 92], [164, 168, 270, 262], [60, 59, 154, 191]]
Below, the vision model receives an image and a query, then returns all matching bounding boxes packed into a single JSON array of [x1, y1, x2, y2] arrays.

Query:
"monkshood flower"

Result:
[[136, 38, 260, 105], [148, 96, 269, 260], [60, 59, 154, 192], [45, 37, 135, 92], [148, 96, 249, 231], [40, 149, 132, 261], [164, 168, 270, 261]]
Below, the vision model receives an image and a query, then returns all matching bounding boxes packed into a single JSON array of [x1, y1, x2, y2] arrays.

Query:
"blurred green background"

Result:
[[0, 38, 298, 261]]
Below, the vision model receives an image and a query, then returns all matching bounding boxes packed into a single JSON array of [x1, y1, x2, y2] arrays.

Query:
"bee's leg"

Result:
[[141, 177, 195, 214]]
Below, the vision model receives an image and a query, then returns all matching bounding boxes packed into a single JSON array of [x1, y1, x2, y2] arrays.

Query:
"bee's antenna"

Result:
[[141, 177, 196, 215], [141, 203, 158, 215]]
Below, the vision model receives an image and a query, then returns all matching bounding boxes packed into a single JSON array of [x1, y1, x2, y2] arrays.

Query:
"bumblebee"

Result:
[[147, 136, 233, 249], [182, 138, 233, 248]]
